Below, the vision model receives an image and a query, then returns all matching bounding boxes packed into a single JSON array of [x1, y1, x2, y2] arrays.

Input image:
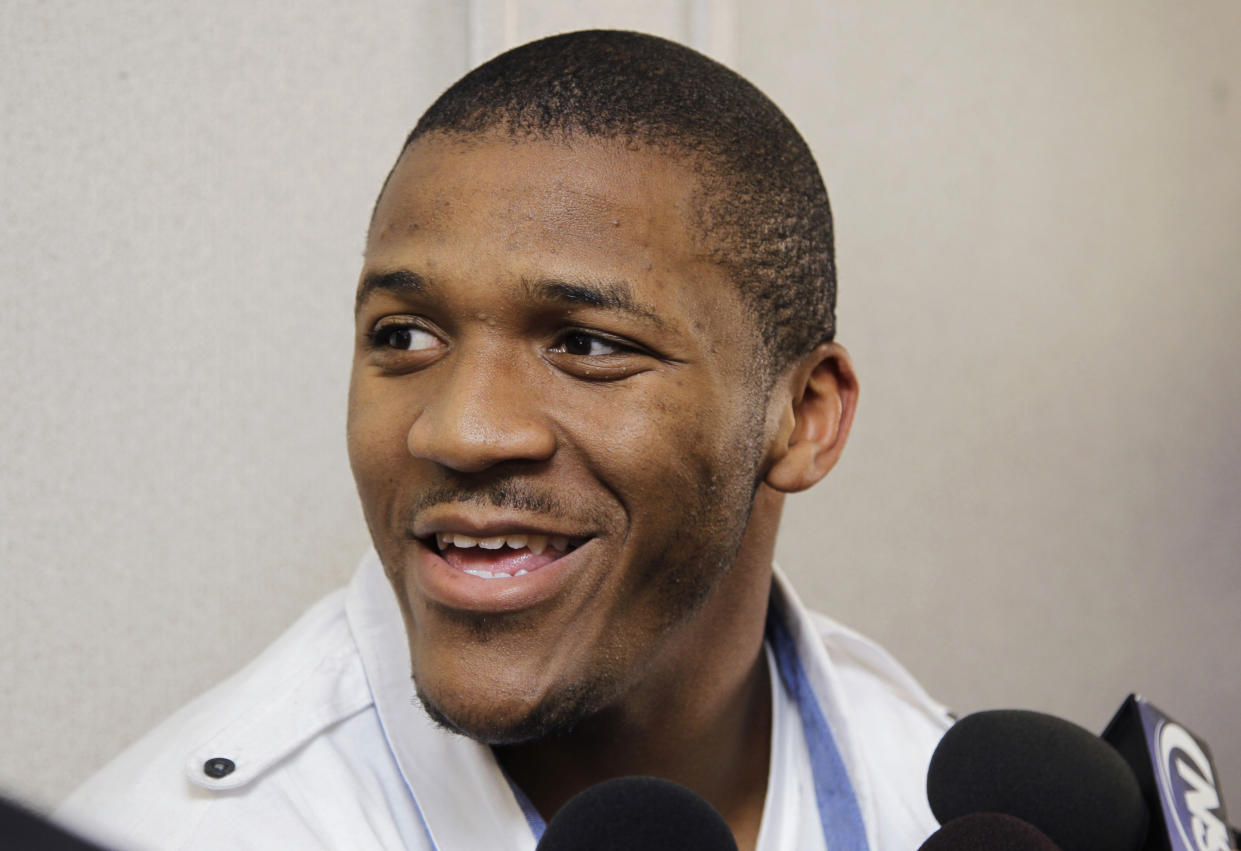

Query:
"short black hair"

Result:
[[386, 29, 835, 373]]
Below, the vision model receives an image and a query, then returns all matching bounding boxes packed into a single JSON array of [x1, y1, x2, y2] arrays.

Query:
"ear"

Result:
[[764, 342, 859, 493]]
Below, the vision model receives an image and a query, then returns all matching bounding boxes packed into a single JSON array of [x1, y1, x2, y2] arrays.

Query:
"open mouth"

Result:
[[429, 531, 585, 579]]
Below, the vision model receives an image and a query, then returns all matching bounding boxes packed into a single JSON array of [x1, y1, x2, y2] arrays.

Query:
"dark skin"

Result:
[[347, 131, 858, 851]]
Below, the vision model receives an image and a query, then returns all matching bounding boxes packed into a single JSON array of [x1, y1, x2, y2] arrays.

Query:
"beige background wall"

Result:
[[3, 0, 1238, 816]]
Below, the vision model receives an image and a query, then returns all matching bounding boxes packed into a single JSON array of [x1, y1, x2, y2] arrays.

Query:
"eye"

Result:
[[552, 331, 626, 357], [546, 329, 656, 381], [371, 323, 442, 352]]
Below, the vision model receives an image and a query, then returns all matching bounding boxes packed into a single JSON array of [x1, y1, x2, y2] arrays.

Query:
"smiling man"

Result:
[[59, 30, 951, 851]]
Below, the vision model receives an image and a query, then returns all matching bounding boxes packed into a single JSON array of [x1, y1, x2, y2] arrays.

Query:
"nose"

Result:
[[406, 348, 556, 473]]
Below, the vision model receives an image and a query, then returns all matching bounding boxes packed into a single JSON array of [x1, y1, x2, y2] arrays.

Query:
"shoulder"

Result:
[[56, 588, 383, 851], [808, 607, 951, 723], [807, 607, 953, 750], [770, 569, 951, 850], [772, 569, 952, 739], [811, 610, 952, 849]]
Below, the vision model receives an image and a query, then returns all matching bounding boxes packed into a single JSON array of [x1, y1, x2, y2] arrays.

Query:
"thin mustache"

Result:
[[406, 481, 578, 523]]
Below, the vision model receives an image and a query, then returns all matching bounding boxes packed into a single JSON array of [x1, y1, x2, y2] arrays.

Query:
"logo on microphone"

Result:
[[1156, 720, 1230, 851]]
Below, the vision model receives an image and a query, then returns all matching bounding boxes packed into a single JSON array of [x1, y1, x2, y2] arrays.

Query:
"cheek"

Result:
[[347, 378, 417, 504], [568, 376, 744, 517]]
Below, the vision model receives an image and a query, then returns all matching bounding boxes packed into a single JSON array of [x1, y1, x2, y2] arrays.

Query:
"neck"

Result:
[[495, 488, 786, 851], [495, 640, 771, 850]]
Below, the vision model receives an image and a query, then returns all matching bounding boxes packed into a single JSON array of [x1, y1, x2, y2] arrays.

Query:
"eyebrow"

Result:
[[526, 278, 666, 329], [355, 269, 426, 314], [355, 269, 667, 330]]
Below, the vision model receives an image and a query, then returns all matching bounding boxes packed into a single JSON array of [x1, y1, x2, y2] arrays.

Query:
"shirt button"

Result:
[[203, 757, 235, 779]]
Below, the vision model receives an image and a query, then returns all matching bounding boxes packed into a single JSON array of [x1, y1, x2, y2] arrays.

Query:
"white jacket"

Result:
[[58, 551, 951, 850]]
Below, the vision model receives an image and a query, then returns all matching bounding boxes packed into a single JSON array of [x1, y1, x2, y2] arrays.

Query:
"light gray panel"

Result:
[[0, 0, 464, 808], [736, 0, 1241, 802], [467, 0, 737, 63], [509, 0, 686, 46]]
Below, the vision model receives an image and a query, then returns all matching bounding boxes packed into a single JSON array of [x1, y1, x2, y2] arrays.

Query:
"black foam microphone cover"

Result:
[[0, 795, 111, 850], [535, 776, 739, 851], [917, 812, 1064, 851], [927, 709, 1149, 851]]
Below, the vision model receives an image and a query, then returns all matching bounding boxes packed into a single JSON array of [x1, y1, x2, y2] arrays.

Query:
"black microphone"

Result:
[[917, 812, 1064, 851], [926, 709, 1150, 851], [1102, 694, 1235, 851], [534, 776, 739, 851], [0, 795, 112, 851]]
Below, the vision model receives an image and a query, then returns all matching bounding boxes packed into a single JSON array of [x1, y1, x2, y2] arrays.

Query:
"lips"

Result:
[[408, 519, 594, 613], [434, 532, 579, 579]]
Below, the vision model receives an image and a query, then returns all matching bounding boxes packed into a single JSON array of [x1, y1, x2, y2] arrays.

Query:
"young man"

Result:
[[59, 30, 950, 851]]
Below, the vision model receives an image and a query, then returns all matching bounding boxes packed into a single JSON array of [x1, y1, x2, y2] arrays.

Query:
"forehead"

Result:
[[366, 133, 743, 320], [369, 132, 698, 248]]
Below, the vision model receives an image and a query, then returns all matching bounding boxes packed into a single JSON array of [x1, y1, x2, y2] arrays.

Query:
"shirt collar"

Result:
[[768, 569, 875, 849], [345, 549, 889, 851]]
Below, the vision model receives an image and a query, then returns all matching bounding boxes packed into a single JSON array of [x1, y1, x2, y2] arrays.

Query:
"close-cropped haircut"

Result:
[[386, 29, 835, 374]]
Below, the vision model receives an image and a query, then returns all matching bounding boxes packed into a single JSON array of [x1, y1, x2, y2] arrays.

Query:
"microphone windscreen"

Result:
[[927, 709, 1148, 851], [535, 776, 738, 851], [917, 812, 1064, 851], [0, 796, 111, 850]]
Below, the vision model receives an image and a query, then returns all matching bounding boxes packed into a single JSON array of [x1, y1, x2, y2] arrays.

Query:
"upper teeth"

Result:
[[435, 532, 570, 555]]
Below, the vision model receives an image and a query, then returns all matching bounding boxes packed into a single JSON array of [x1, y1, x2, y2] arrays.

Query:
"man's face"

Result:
[[348, 132, 775, 743]]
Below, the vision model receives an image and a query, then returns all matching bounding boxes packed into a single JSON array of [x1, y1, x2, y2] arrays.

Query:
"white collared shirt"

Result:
[[757, 640, 828, 851], [57, 551, 951, 850]]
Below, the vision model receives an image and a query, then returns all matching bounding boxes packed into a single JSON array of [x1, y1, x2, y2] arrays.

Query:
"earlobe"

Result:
[[764, 342, 859, 493]]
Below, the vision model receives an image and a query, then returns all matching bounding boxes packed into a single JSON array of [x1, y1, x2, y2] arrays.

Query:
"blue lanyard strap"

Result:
[[510, 608, 871, 851], [505, 769, 547, 842], [767, 606, 871, 851]]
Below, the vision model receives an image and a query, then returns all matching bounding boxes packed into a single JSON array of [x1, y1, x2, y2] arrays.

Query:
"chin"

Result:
[[413, 672, 610, 746]]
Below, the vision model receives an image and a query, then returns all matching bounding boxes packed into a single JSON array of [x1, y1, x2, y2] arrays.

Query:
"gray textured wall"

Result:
[[3, 0, 1238, 817]]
